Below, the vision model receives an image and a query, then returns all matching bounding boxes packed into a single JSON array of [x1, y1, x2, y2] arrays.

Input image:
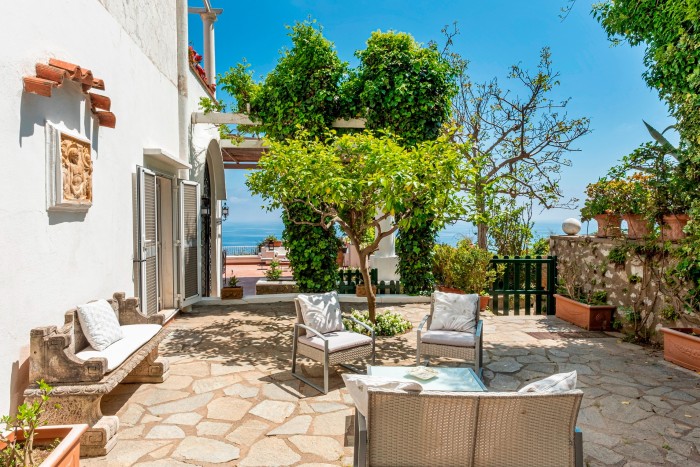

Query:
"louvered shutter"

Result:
[[137, 167, 159, 316], [179, 180, 201, 306]]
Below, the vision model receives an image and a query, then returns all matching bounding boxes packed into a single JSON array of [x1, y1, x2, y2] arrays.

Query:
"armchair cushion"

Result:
[[76, 324, 161, 371], [429, 292, 478, 333], [298, 330, 372, 353], [342, 374, 423, 418], [420, 330, 476, 347], [518, 371, 577, 394], [76, 299, 124, 351], [297, 291, 345, 334]]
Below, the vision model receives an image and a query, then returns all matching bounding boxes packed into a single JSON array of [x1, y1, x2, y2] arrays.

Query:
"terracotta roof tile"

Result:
[[23, 58, 115, 128]]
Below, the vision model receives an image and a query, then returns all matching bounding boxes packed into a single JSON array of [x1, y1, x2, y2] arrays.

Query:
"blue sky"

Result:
[[189, 0, 673, 225]]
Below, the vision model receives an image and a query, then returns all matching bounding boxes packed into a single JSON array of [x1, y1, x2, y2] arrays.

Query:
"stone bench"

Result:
[[23, 292, 171, 457]]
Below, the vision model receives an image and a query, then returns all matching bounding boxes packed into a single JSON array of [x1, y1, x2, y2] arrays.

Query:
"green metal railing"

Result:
[[489, 255, 557, 315], [337, 268, 401, 294]]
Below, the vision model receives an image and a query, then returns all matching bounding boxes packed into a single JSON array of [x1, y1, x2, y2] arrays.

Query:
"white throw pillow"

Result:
[[342, 374, 423, 418], [518, 371, 577, 394], [76, 299, 124, 351], [297, 291, 345, 334], [429, 291, 479, 333]]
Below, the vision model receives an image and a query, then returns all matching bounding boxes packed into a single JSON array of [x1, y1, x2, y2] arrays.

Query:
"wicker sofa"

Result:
[[354, 387, 584, 467], [23, 292, 171, 457]]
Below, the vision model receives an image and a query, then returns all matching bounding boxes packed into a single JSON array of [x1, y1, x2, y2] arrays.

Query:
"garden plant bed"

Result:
[[554, 294, 616, 331]]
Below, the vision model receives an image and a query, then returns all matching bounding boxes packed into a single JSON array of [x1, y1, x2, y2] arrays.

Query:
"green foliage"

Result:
[[264, 260, 283, 281], [660, 305, 680, 321], [227, 276, 239, 287], [529, 237, 550, 256], [608, 245, 628, 266], [343, 309, 413, 337], [345, 31, 457, 147], [219, 20, 347, 141], [432, 239, 496, 294], [628, 274, 642, 284], [487, 197, 534, 257], [1, 380, 59, 466], [396, 221, 437, 295], [282, 204, 340, 293]]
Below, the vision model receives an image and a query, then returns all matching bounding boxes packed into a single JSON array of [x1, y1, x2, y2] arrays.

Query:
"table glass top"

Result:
[[367, 366, 487, 392]]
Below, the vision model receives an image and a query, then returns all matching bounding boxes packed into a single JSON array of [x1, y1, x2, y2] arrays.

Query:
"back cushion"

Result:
[[77, 299, 124, 351], [429, 291, 479, 333], [297, 291, 344, 334]]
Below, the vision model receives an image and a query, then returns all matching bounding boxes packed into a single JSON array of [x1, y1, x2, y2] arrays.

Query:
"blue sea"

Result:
[[222, 219, 575, 248]]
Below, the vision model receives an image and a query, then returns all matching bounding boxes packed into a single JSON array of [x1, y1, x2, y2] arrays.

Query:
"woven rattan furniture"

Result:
[[354, 388, 584, 467], [416, 293, 483, 375], [292, 297, 376, 394]]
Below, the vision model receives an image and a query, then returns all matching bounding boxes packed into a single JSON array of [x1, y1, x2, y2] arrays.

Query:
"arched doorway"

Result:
[[201, 160, 212, 296]]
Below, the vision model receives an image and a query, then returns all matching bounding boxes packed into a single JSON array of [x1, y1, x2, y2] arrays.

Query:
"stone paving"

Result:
[[82, 302, 700, 466]]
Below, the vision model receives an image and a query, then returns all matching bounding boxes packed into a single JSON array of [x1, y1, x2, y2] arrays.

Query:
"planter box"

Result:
[[0, 424, 88, 467], [661, 327, 700, 372], [554, 294, 615, 331], [355, 284, 377, 297], [661, 214, 689, 241], [256, 279, 298, 295], [221, 286, 243, 300]]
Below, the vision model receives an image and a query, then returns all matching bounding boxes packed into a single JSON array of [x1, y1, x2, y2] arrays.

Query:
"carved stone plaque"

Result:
[[46, 123, 93, 211]]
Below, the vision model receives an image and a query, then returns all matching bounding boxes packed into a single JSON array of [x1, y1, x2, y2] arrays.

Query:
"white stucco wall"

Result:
[[0, 0, 182, 416]]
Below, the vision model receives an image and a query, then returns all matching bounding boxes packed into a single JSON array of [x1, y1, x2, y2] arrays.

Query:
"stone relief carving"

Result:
[[61, 134, 92, 203]]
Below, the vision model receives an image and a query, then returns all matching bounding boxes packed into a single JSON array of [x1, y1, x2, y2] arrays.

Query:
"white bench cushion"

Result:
[[77, 299, 124, 351], [297, 291, 345, 334], [429, 292, 478, 333], [76, 324, 161, 372], [298, 331, 372, 353], [420, 330, 475, 347], [342, 374, 423, 418]]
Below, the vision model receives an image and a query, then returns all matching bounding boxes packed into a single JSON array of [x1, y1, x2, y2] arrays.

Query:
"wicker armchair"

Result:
[[354, 388, 584, 467], [416, 293, 483, 375], [292, 297, 375, 394]]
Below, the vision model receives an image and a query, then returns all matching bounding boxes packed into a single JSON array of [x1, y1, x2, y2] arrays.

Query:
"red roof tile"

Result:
[[23, 58, 115, 128]]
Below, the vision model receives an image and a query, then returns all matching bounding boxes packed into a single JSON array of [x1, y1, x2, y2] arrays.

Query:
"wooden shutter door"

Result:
[[137, 167, 159, 316], [179, 180, 201, 306]]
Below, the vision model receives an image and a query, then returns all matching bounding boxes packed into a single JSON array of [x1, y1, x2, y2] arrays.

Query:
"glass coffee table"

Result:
[[367, 365, 487, 392]]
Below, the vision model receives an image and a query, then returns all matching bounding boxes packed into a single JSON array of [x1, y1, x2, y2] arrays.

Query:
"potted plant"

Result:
[[554, 260, 616, 330], [432, 240, 495, 310], [660, 327, 700, 372], [619, 174, 653, 239], [581, 178, 624, 238], [221, 275, 243, 300], [0, 380, 88, 467]]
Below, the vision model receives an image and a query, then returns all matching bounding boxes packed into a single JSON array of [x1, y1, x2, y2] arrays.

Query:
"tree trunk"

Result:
[[475, 184, 488, 250], [358, 251, 376, 322]]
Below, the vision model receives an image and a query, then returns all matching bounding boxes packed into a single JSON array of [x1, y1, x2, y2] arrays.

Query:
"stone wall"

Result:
[[550, 235, 699, 343]]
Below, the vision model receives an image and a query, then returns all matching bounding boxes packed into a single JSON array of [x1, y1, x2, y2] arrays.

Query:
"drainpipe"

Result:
[[176, 0, 188, 162]]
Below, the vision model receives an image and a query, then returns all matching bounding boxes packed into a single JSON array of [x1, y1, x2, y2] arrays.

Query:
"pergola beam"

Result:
[[191, 112, 366, 128]]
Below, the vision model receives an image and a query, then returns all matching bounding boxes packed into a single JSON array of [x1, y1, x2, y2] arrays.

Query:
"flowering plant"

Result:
[[580, 178, 626, 221]]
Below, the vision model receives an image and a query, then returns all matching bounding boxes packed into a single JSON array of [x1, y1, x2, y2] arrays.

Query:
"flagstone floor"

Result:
[[82, 302, 700, 466]]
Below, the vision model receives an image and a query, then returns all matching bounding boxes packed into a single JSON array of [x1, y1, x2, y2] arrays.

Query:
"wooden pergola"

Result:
[[191, 112, 366, 170]]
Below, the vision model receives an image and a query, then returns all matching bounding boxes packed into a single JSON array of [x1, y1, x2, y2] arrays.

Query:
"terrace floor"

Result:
[[84, 302, 700, 466]]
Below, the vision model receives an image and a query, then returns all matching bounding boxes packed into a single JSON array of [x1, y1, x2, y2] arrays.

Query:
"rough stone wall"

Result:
[[550, 235, 699, 343]]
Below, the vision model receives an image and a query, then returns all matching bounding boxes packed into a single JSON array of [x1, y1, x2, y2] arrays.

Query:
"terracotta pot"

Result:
[[273, 240, 283, 247], [0, 424, 88, 467], [336, 251, 345, 267], [221, 286, 243, 299], [660, 327, 700, 372], [622, 213, 651, 240], [554, 294, 615, 331], [661, 214, 690, 241], [593, 213, 622, 238], [436, 285, 464, 294], [355, 284, 377, 297], [479, 295, 491, 311]]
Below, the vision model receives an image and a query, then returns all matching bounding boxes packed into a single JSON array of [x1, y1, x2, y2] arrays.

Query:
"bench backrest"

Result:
[[367, 389, 582, 467]]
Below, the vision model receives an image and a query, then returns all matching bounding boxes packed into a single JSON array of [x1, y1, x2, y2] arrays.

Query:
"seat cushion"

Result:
[[420, 330, 475, 347], [518, 371, 577, 394], [76, 324, 161, 372], [77, 299, 124, 351], [429, 291, 479, 333], [297, 291, 345, 334], [298, 331, 372, 353], [342, 374, 423, 418]]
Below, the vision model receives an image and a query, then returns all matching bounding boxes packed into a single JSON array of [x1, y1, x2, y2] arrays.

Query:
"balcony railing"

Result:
[[224, 245, 259, 256]]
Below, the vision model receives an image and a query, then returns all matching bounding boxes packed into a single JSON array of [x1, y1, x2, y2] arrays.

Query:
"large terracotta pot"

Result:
[[622, 213, 651, 240], [221, 286, 243, 299], [479, 295, 491, 311], [436, 285, 464, 295], [0, 424, 88, 467], [660, 327, 700, 372], [554, 294, 615, 331], [593, 213, 622, 238], [661, 214, 690, 241]]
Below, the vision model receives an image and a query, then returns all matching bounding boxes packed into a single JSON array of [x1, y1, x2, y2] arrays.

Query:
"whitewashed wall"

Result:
[[0, 0, 191, 416]]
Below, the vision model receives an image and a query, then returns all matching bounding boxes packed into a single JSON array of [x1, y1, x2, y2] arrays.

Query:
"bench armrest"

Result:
[[345, 315, 375, 341], [114, 292, 165, 325]]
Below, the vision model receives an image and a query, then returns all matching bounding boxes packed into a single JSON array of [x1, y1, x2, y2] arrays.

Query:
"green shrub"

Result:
[[432, 239, 496, 293], [343, 309, 413, 337], [264, 261, 282, 281], [608, 245, 628, 265], [397, 221, 437, 295]]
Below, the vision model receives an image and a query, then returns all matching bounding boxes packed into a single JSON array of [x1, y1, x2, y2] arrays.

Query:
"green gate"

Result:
[[489, 255, 557, 315]]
